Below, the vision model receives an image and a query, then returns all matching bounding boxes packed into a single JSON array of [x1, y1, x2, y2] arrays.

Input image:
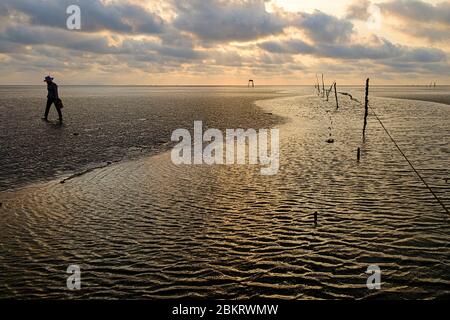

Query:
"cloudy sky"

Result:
[[0, 0, 449, 85]]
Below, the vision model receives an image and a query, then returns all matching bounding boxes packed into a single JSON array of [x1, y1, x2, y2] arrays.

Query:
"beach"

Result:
[[0, 86, 285, 191], [0, 86, 449, 299]]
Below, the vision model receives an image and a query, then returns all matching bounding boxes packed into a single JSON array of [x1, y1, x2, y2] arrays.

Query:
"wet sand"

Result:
[[0, 87, 449, 299], [371, 85, 450, 106], [0, 86, 285, 191]]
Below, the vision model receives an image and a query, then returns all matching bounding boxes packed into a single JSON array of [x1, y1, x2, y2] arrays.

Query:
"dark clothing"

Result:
[[47, 82, 59, 100], [45, 99, 63, 122], [44, 82, 62, 122]]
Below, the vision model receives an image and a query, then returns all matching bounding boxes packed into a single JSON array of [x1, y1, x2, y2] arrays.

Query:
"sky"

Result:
[[0, 0, 449, 85]]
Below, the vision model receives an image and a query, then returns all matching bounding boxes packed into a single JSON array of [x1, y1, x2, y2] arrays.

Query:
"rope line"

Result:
[[336, 92, 448, 215], [368, 104, 449, 215]]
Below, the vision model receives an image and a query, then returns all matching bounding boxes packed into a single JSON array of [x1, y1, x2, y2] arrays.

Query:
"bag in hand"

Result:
[[55, 98, 64, 109]]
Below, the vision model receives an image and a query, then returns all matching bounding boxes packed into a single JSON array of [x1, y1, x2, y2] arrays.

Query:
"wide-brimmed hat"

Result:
[[44, 76, 54, 82]]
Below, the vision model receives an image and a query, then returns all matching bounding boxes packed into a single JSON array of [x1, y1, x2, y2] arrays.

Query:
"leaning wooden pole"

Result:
[[363, 78, 369, 137], [334, 82, 339, 109], [326, 82, 334, 101], [315, 74, 320, 95]]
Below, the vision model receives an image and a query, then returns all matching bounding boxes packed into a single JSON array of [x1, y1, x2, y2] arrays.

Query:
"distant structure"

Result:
[[248, 79, 254, 87]]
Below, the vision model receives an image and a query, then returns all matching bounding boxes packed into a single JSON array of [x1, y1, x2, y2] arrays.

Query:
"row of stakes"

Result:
[[312, 76, 369, 225], [316, 75, 369, 162]]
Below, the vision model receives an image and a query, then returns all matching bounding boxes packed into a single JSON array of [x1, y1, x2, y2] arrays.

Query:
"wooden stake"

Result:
[[326, 82, 334, 101], [357, 147, 360, 161], [334, 82, 339, 109], [322, 74, 325, 98], [315, 74, 321, 95], [363, 78, 369, 138]]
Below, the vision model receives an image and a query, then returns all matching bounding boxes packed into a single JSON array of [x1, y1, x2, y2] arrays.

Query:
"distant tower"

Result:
[[248, 79, 254, 87]]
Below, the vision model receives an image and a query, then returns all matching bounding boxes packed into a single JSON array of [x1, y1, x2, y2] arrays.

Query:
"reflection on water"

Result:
[[0, 88, 449, 299]]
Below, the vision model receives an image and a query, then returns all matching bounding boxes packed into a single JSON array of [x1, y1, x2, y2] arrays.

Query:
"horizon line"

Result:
[[1, 84, 449, 87]]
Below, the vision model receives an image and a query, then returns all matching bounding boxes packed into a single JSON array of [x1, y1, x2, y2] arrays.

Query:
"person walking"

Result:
[[42, 76, 63, 124]]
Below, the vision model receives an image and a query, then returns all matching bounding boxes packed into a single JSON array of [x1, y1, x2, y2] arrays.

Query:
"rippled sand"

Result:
[[0, 87, 449, 299]]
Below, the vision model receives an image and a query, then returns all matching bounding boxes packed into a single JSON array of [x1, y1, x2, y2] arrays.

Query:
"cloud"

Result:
[[0, 41, 24, 54], [397, 26, 450, 42], [258, 52, 294, 65], [345, 0, 371, 20], [172, 2, 355, 46], [0, 25, 117, 54], [0, 2, 9, 16], [211, 50, 243, 67], [172, 0, 287, 42], [2, 0, 165, 34], [380, 0, 450, 26], [121, 39, 206, 61], [0, 24, 207, 64], [294, 10, 354, 44], [379, 0, 450, 42], [0, 0, 448, 83], [259, 36, 447, 63], [259, 39, 315, 55]]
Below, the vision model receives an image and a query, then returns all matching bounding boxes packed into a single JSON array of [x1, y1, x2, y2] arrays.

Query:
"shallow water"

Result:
[[0, 86, 449, 299], [370, 85, 450, 106]]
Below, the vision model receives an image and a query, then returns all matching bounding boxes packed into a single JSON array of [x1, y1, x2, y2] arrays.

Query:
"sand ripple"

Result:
[[0, 91, 449, 299]]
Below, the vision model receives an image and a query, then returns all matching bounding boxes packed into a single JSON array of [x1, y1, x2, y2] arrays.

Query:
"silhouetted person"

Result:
[[43, 76, 62, 124]]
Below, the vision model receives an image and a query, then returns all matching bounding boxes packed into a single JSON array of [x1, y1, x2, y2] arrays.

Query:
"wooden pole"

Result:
[[357, 147, 360, 161], [316, 74, 320, 95], [363, 78, 369, 137], [326, 82, 334, 101], [322, 74, 325, 98], [334, 82, 338, 109]]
